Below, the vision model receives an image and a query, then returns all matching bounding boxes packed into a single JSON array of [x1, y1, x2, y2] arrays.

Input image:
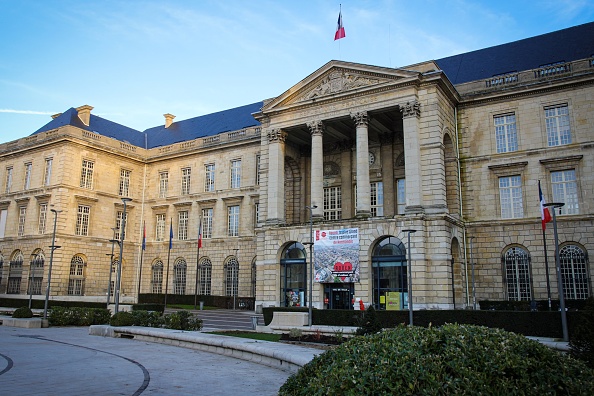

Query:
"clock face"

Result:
[[369, 152, 375, 165]]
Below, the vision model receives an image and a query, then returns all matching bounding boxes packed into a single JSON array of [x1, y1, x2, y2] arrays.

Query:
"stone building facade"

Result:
[[0, 23, 592, 310]]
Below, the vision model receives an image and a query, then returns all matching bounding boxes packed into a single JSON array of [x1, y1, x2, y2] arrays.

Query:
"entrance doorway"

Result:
[[372, 236, 407, 310], [324, 283, 354, 310]]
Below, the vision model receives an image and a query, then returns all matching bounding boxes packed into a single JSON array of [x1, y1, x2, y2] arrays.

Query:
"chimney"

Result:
[[164, 113, 176, 128], [76, 105, 93, 126]]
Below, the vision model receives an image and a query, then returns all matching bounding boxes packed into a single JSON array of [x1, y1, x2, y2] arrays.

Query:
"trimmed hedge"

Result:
[[0, 298, 106, 310], [48, 306, 111, 326], [138, 293, 254, 310], [12, 306, 33, 318]]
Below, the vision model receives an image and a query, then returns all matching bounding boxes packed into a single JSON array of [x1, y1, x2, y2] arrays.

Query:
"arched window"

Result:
[[372, 237, 407, 310], [8, 250, 24, 294], [29, 250, 45, 295], [225, 256, 239, 297], [151, 260, 163, 294], [502, 246, 531, 301], [280, 242, 306, 307], [560, 245, 590, 299], [68, 254, 86, 295], [174, 258, 187, 295], [198, 258, 212, 295], [251, 257, 257, 298]]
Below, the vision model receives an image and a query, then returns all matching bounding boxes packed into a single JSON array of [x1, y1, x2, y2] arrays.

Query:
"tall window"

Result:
[[560, 245, 590, 299], [44, 158, 53, 186], [76, 205, 90, 236], [202, 208, 213, 239], [68, 255, 86, 295], [8, 251, 24, 294], [23, 162, 32, 189], [551, 170, 579, 215], [503, 247, 531, 301], [159, 171, 169, 198], [324, 186, 342, 220], [18, 206, 27, 236], [254, 202, 260, 225], [38, 203, 48, 234], [174, 259, 187, 295], [119, 169, 131, 197], [396, 178, 406, 214], [156, 214, 166, 241], [228, 205, 240, 236], [178, 211, 188, 240], [181, 168, 191, 195], [255, 155, 261, 185], [151, 261, 163, 293], [28, 253, 44, 295], [371, 182, 384, 217], [5, 166, 13, 193], [204, 164, 215, 192], [225, 257, 239, 296], [80, 160, 94, 189], [230, 159, 241, 189], [545, 104, 571, 146], [499, 176, 523, 219], [199, 258, 212, 295], [495, 113, 518, 153], [115, 211, 127, 240]]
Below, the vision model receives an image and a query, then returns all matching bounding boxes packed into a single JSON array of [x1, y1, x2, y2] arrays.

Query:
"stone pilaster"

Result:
[[379, 132, 395, 216], [400, 101, 423, 213], [266, 129, 287, 224], [307, 120, 324, 220], [351, 111, 371, 218]]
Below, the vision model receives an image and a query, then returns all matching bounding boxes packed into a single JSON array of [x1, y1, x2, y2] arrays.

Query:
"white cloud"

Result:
[[0, 109, 54, 115]]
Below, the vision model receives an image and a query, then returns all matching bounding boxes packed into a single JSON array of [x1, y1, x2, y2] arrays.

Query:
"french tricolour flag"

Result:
[[539, 180, 552, 231], [334, 10, 345, 41]]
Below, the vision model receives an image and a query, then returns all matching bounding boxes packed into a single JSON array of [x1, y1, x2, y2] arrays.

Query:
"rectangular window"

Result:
[[80, 160, 94, 189], [178, 211, 188, 240], [205, 164, 215, 192], [494, 113, 518, 153], [396, 178, 406, 214], [38, 203, 48, 234], [0, 209, 7, 238], [119, 169, 131, 197], [323, 186, 342, 220], [230, 159, 241, 189], [371, 182, 384, 217], [76, 205, 91, 236], [551, 170, 579, 215], [255, 155, 261, 185], [181, 167, 191, 195], [23, 162, 32, 190], [155, 214, 166, 241], [115, 211, 128, 240], [159, 172, 169, 198], [18, 206, 26, 236], [202, 208, 213, 239], [5, 167, 13, 193], [545, 105, 571, 146], [499, 176, 523, 219], [44, 158, 53, 186], [254, 202, 260, 225], [228, 205, 240, 236]]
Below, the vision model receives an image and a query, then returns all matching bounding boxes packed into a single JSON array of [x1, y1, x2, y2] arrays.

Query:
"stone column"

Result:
[[379, 132, 395, 217], [307, 120, 324, 220], [400, 100, 423, 212], [266, 129, 287, 224], [351, 111, 371, 218]]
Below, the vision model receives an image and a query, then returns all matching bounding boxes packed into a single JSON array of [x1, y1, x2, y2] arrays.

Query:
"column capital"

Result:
[[307, 120, 324, 136], [400, 100, 421, 118], [267, 129, 287, 143], [350, 111, 368, 126]]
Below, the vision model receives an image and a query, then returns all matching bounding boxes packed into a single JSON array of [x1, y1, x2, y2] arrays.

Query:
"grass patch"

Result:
[[209, 331, 281, 342]]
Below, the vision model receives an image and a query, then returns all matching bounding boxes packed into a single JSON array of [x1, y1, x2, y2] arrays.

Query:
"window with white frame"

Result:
[[115, 211, 127, 240], [396, 178, 406, 214], [494, 113, 518, 153], [181, 167, 191, 195], [151, 261, 163, 293], [23, 162, 32, 190], [178, 211, 188, 240], [68, 255, 86, 295], [18, 206, 26, 236], [202, 208, 213, 239], [499, 176, 523, 219], [7, 251, 24, 294], [159, 171, 168, 198], [199, 258, 212, 295], [174, 259, 187, 295], [156, 214, 166, 241], [76, 205, 90, 236], [29, 253, 44, 295], [551, 170, 579, 215], [230, 159, 241, 189], [324, 186, 342, 220], [80, 160, 94, 189], [560, 245, 590, 299], [545, 104, 571, 146], [44, 158, 52, 186], [228, 205, 240, 236], [38, 203, 48, 234], [503, 246, 532, 301], [255, 155, 261, 185], [5, 167, 13, 193], [119, 169, 131, 197], [204, 164, 215, 192], [254, 202, 260, 225], [225, 257, 239, 296], [371, 182, 384, 216]]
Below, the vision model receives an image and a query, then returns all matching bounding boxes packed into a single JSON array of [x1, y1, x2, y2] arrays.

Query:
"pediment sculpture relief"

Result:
[[302, 70, 387, 101]]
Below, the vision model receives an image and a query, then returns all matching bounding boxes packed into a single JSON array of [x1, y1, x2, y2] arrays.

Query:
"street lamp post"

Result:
[[403, 229, 416, 326], [469, 236, 477, 310], [107, 227, 118, 308], [233, 248, 239, 310], [43, 209, 62, 320], [305, 205, 317, 327], [28, 255, 37, 309], [544, 202, 569, 342], [115, 198, 132, 314]]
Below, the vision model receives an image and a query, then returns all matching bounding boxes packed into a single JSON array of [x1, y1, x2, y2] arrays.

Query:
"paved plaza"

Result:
[[0, 325, 292, 396]]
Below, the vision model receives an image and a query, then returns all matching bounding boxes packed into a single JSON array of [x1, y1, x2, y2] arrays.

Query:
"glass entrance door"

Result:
[[325, 284, 354, 310]]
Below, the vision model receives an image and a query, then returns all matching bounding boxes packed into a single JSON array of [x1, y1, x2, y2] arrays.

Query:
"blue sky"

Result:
[[1, 0, 593, 144]]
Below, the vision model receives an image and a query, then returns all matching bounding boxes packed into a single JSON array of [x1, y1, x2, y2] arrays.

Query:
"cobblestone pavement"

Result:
[[0, 325, 291, 396]]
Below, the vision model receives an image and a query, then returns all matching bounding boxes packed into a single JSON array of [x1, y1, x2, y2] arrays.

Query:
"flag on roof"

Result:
[[539, 180, 552, 231], [334, 10, 345, 40]]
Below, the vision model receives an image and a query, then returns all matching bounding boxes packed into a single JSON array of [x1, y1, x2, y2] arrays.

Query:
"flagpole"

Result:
[[542, 228, 552, 311], [194, 215, 202, 310], [164, 219, 172, 309], [539, 180, 553, 311]]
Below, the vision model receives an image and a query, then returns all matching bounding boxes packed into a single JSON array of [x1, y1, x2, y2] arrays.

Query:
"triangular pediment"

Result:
[[262, 60, 430, 111]]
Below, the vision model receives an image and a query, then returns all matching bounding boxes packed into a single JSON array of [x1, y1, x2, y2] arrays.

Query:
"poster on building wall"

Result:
[[314, 228, 360, 283]]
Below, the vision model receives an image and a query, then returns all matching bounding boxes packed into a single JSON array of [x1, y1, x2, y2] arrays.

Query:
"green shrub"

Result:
[[110, 311, 135, 327], [355, 306, 382, 336], [47, 306, 110, 326], [163, 310, 202, 331], [570, 297, 594, 368], [280, 324, 594, 395], [92, 308, 111, 325], [12, 306, 33, 318]]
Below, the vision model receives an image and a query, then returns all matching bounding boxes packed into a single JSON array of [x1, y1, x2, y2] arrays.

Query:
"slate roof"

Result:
[[435, 21, 594, 85]]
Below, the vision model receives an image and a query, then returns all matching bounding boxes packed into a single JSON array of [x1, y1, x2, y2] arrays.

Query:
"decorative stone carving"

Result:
[[303, 70, 383, 101], [267, 129, 287, 142], [400, 100, 421, 118], [307, 120, 324, 136], [350, 111, 369, 126], [323, 161, 341, 176]]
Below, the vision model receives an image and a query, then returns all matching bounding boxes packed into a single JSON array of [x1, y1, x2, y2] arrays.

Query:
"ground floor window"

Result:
[[372, 236, 407, 310], [199, 258, 212, 295], [174, 259, 187, 295], [560, 244, 590, 299], [225, 257, 239, 296], [280, 242, 306, 307], [68, 254, 86, 295], [151, 260, 163, 294], [502, 246, 531, 301]]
